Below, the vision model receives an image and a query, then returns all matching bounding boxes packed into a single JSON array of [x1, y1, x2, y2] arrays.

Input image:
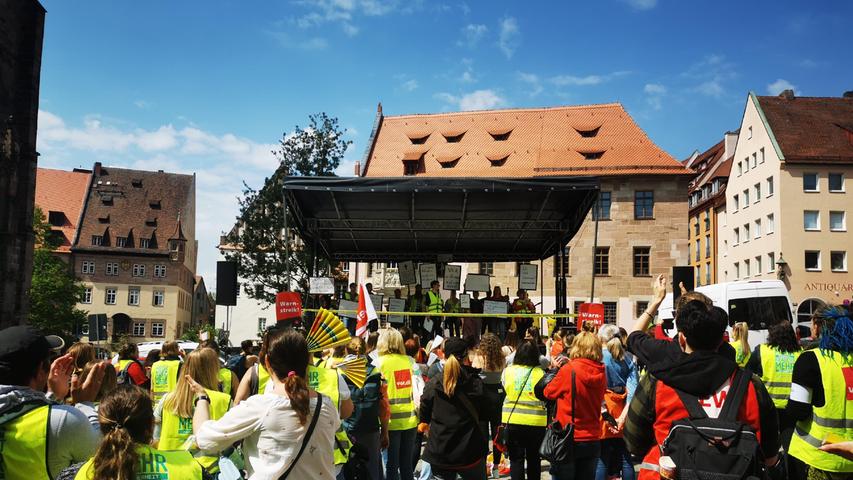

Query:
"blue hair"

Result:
[[819, 306, 853, 355]]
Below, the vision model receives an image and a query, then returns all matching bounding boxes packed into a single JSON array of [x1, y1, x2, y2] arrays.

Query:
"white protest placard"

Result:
[[370, 294, 384, 311], [460, 293, 471, 309], [518, 263, 539, 291], [388, 298, 406, 325], [398, 261, 417, 286], [419, 263, 437, 289], [443, 264, 462, 291], [483, 300, 508, 315], [309, 277, 335, 295], [338, 299, 359, 320], [464, 274, 490, 293]]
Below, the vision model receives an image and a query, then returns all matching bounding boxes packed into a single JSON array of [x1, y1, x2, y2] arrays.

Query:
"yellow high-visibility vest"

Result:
[[217, 368, 233, 396], [151, 359, 181, 402], [378, 354, 418, 431], [502, 365, 547, 426], [0, 403, 50, 480], [159, 388, 230, 451], [758, 344, 800, 409], [788, 349, 853, 473], [426, 291, 443, 314], [75, 443, 203, 479], [730, 341, 751, 368], [307, 365, 352, 465]]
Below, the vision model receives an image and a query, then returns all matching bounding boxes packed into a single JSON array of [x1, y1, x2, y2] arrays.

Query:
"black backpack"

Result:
[[661, 369, 764, 479]]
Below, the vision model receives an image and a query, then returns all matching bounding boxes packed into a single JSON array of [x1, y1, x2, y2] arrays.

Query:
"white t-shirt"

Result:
[[196, 393, 341, 480]]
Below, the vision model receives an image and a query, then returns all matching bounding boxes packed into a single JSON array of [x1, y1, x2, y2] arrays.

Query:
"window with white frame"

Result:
[[737, 162, 742, 176], [705, 263, 711, 284], [140, 238, 150, 249], [733, 227, 740, 245], [105, 288, 117, 305], [82, 287, 92, 304], [830, 211, 846, 232], [132, 322, 145, 337], [829, 173, 844, 192], [748, 126, 753, 139], [705, 235, 711, 259], [767, 214, 775, 234], [258, 318, 267, 331], [751, 153, 757, 169], [734, 262, 740, 279], [759, 147, 765, 164], [151, 322, 165, 337], [81, 261, 95, 274], [743, 224, 750, 242], [733, 194, 739, 211], [767, 176, 774, 197], [754, 219, 761, 238], [106, 262, 118, 276], [743, 189, 750, 207], [804, 211, 820, 231], [744, 259, 751, 277], [805, 251, 821, 271], [132, 264, 146, 277], [91, 235, 103, 246], [803, 173, 819, 192], [154, 264, 166, 278], [754, 183, 761, 202], [116, 237, 127, 247], [744, 158, 750, 173], [831, 251, 847, 272], [128, 287, 140, 306], [768, 252, 776, 272], [153, 290, 165, 307], [755, 256, 762, 275]]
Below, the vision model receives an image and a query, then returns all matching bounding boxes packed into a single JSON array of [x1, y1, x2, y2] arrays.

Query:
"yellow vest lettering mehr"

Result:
[[502, 365, 547, 427], [307, 365, 352, 465], [159, 388, 231, 451], [75, 444, 202, 480], [217, 368, 233, 396], [759, 344, 800, 409], [151, 359, 181, 402], [379, 354, 418, 431], [0, 403, 50, 480], [426, 291, 442, 314], [788, 349, 853, 473]]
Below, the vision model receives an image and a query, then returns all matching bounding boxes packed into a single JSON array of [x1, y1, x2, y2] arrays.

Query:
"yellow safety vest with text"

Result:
[[0, 403, 50, 480], [218, 368, 233, 396], [788, 349, 853, 473], [379, 354, 418, 431], [151, 359, 181, 402], [502, 365, 547, 426], [758, 344, 800, 409], [427, 291, 443, 314], [159, 388, 231, 451], [307, 365, 352, 465], [75, 444, 203, 480]]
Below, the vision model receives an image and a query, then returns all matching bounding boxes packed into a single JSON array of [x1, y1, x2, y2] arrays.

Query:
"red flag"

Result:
[[355, 283, 377, 338]]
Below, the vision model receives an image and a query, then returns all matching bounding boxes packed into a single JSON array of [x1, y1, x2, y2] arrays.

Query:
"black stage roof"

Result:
[[282, 176, 599, 262]]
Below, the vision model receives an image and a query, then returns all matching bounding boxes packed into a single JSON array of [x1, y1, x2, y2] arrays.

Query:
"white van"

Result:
[[658, 280, 794, 346]]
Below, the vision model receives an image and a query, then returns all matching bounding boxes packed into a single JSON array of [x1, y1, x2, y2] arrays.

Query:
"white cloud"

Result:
[[767, 79, 798, 96], [549, 71, 630, 87], [435, 89, 507, 111], [134, 100, 151, 109], [644, 83, 667, 95], [644, 83, 667, 110], [696, 80, 724, 98], [624, 0, 657, 10], [290, 0, 410, 37], [458, 24, 487, 47], [265, 30, 329, 50], [498, 17, 520, 59], [517, 72, 542, 96], [401, 79, 418, 92]]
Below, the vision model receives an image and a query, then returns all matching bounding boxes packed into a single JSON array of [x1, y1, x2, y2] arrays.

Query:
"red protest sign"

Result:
[[275, 292, 303, 321], [578, 302, 605, 327]]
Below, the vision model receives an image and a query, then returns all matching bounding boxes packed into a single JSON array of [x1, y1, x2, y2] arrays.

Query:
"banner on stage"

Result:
[[578, 302, 605, 326], [275, 292, 303, 321], [518, 263, 538, 291], [443, 264, 462, 291], [419, 263, 437, 288], [338, 299, 359, 319], [309, 277, 335, 295], [399, 261, 417, 286], [464, 274, 490, 293], [459, 293, 471, 309], [483, 300, 508, 315], [388, 298, 406, 324]]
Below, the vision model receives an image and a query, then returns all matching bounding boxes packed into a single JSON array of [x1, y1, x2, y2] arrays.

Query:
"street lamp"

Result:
[[776, 253, 788, 280]]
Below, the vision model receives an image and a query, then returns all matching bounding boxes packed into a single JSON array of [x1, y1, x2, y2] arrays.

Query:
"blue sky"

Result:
[[35, 0, 853, 282]]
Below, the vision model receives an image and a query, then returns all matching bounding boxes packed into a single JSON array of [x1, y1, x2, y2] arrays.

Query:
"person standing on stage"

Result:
[[444, 290, 462, 338], [408, 284, 426, 334], [426, 281, 444, 339]]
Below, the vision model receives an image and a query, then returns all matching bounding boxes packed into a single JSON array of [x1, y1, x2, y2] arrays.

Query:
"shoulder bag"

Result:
[[539, 368, 575, 464], [494, 366, 535, 453], [279, 393, 324, 479]]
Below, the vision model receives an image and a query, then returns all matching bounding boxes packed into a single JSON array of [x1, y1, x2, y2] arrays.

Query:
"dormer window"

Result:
[[116, 237, 127, 247], [149, 200, 161, 210], [98, 214, 110, 224], [403, 160, 420, 176], [575, 126, 601, 138], [145, 217, 157, 226], [140, 238, 150, 249], [91, 235, 104, 246], [489, 129, 512, 141], [581, 151, 605, 160], [101, 195, 113, 205], [437, 156, 461, 168], [486, 154, 509, 167], [131, 179, 143, 188], [443, 131, 466, 143], [47, 211, 65, 226], [409, 135, 429, 145]]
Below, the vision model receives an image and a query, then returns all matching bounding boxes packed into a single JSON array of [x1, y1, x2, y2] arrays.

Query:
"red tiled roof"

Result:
[[757, 94, 853, 163], [362, 104, 690, 178], [34, 168, 91, 253]]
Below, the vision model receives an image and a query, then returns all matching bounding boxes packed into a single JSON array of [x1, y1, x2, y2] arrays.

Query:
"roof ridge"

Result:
[[385, 102, 624, 119]]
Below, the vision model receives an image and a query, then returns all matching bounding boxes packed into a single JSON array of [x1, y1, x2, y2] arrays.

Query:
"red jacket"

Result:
[[543, 358, 606, 442]]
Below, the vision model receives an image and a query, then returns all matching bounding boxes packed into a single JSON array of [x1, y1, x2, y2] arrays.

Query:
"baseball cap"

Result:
[[443, 337, 468, 361], [0, 326, 64, 365]]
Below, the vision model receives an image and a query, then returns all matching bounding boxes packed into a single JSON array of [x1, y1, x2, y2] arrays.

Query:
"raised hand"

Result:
[[71, 360, 107, 404], [47, 353, 75, 399]]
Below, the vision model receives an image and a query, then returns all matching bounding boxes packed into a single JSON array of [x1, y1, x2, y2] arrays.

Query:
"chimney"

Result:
[[354, 161, 361, 176], [780, 89, 795, 100], [377, 102, 383, 115], [93, 162, 102, 176], [843, 91, 853, 99]]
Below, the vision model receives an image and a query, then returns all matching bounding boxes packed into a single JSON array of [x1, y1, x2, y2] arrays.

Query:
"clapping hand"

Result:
[[653, 274, 667, 302]]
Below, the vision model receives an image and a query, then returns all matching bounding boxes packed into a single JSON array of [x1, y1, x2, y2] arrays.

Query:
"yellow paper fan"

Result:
[[306, 308, 351, 352], [335, 356, 367, 388]]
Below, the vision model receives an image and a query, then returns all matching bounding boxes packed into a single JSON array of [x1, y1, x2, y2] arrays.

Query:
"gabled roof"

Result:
[[756, 93, 853, 164], [362, 104, 690, 177], [34, 168, 91, 253]]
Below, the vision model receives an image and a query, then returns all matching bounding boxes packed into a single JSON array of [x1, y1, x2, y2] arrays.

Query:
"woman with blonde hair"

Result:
[[154, 347, 231, 466], [79, 360, 118, 407], [375, 328, 419, 480], [595, 325, 638, 480], [67, 342, 96, 371], [539, 332, 607, 479], [473, 333, 507, 477], [730, 322, 751, 367]]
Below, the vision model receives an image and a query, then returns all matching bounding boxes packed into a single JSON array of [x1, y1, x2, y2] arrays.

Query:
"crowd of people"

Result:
[[1, 275, 852, 480]]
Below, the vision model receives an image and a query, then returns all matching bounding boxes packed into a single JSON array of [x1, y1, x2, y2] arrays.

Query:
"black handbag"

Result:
[[539, 369, 575, 464]]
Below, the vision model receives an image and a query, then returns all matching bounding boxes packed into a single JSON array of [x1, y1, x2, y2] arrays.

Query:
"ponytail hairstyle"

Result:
[[816, 304, 853, 355], [93, 386, 154, 480], [598, 324, 625, 361], [442, 354, 463, 397], [732, 322, 750, 354], [165, 348, 219, 418], [266, 329, 312, 425]]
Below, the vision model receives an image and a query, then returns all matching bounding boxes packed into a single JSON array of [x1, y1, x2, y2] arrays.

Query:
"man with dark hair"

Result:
[[425, 280, 444, 339], [623, 276, 782, 479], [0, 325, 105, 478]]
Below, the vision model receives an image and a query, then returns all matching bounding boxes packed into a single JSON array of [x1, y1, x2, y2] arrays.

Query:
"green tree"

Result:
[[224, 113, 351, 304], [28, 207, 88, 335]]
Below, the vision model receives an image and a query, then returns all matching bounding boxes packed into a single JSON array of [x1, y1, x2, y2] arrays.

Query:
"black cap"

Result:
[[0, 326, 64, 365], [443, 337, 468, 361]]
